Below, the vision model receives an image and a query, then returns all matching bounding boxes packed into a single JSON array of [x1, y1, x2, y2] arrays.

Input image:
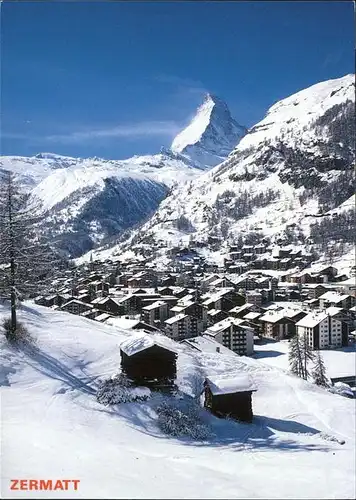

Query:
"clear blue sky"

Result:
[[1, 1, 354, 159]]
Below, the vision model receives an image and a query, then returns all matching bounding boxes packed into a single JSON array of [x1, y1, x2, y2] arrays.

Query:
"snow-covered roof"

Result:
[[164, 313, 188, 325], [319, 291, 350, 303], [243, 312, 261, 320], [178, 294, 195, 305], [259, 311, 286, 323], [309, 263, 337, 274], [63, 299, 93, 308], [255, 277, 270, 283], [206, 374, 257, 395], [202, 297, 215, 306], [44, 295, 57, 301], [205, 317, 234, 334], [117, 294, 135, 303], [142, 300, 166, 311], [180, 335, 237, 356], [325, 306, 344, 317], [296, 312, 328, 328], [230, 303, 255, 313], [208, 308, 225, 317], [170, 305, 185, 313], [90, 297, 105, 305], [284, 309, 306, 319], [120, 334, 177, 357], [95, 313, 112, 322], [333, 277, 356, 286], [202, 288, 236, 303], [304, 298, 319, 304], [205, 316, 250, 335]]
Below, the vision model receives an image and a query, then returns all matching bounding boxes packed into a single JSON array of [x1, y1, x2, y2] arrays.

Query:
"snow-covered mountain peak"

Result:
[[34, 152, 76, 160], [171, 93, 246, 167]]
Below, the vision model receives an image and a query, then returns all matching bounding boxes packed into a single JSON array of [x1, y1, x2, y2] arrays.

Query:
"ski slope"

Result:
[[1, 303, 355, 499]]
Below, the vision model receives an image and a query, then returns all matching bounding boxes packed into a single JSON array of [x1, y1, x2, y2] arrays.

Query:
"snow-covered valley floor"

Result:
[[254, 338, 356, 379], [1, 303, 355, 499]]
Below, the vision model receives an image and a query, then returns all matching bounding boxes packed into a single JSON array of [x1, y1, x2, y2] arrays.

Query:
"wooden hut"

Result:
[[204, 374, 257, 423], [120, 335, 177, 389]]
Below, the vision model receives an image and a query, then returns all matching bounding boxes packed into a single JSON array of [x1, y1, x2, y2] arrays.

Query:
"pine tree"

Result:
[[288, 334, 305, 378], [312, 350, 329, 387], [0, 172, 57, 337], [300, 332, 315, 380], [289, 332, 315, 380]]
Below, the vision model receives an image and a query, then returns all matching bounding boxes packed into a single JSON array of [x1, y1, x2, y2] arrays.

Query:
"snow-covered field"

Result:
[[254, 338, 356, 379], [1, 303, 355, 499]]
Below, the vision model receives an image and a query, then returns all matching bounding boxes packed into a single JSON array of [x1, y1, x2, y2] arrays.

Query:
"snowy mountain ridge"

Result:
[[1, 95, 244, 257], [108, 74, 355, 261]]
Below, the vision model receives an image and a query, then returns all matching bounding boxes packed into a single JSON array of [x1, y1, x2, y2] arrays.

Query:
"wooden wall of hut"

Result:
[[120, 345, 177, 388], [204, 387, 254, 423]]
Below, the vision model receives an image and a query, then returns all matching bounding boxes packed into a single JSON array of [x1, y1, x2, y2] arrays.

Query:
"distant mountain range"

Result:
[[2, 75, 355, 263], [1, 96, 245, 257]]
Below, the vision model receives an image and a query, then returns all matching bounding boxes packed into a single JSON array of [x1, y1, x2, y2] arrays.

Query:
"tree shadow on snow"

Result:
[[21, 343, 96, 395], [19, 303, 44, 317]]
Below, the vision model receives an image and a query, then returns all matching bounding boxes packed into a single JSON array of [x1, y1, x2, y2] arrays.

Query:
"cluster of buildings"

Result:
[[35, 247, 356, 355], [224, 244, 315, 273]]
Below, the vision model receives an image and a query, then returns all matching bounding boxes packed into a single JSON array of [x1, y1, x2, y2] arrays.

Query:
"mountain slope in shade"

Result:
[[97, 74, 354, 262], [171, 93, 246, 167], [1, 95, 244, 258], [1, 152, 202, 257]]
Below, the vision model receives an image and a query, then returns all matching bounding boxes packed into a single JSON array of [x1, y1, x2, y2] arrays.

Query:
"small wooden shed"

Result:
[[120, 335, 177, 388], [204, 374, 257, 423]]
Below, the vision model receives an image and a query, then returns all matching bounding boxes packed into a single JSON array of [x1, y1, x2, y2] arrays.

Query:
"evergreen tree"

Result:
[[312, 350, 329, 387], [288, 334, 305, 378], [0, 172, 57, 337], [300, 332, 315, 380]]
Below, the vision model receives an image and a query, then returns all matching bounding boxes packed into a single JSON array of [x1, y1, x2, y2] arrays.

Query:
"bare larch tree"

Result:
[[0, 171, 57, 337]]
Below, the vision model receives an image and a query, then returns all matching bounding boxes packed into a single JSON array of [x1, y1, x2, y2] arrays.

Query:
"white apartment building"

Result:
[[141, 300, 168, 326], [204, 317, 254, 356], [164, 313, 198, 340], [296, 311, 348, 349]]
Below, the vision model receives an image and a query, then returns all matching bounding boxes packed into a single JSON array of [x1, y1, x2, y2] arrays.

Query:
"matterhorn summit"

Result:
[[171, 93, 246, 167]]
